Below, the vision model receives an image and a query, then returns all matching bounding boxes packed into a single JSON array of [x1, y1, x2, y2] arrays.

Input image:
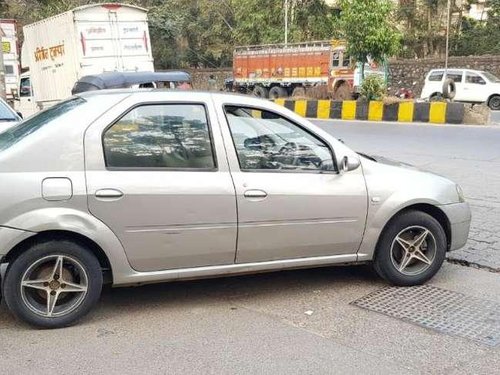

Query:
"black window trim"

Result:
[[222, 103, 339, 174], [101, 101, 219, 172]]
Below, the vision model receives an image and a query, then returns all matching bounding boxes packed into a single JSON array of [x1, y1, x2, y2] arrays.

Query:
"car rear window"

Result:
[[0, 98, 85, 152]]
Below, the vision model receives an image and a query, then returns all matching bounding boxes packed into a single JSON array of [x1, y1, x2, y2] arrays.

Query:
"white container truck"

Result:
[[16, 3, 154, 117]]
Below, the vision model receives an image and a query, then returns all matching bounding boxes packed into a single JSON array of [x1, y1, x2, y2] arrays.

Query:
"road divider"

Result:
[[274, 99, 465, 124]]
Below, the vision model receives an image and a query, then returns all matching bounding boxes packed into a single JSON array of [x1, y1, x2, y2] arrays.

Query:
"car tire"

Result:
[[442, 78, 456, 100], [373, 210, 447, 286], [3, 239, 103, 328], [430, 93, 444, 102], [268, 86, 288, 99], [488, 95, 500, 111], [253, 86, 269, 98]]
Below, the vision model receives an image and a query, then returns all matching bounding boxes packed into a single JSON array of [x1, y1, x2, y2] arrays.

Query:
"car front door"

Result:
[[462, 71, 488, 103], [84, 95, 237, 272], [216, 103, 368, 264]]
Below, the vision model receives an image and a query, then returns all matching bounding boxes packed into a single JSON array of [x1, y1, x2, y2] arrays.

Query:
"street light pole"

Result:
[[285, 0, 288, 45], [444, 0, 451, 72]]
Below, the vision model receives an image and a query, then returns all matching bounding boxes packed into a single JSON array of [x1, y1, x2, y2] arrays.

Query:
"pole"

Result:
[[0, 26, 5, 100], [284, 0, 288, 45], [444, 0, 451, 72]]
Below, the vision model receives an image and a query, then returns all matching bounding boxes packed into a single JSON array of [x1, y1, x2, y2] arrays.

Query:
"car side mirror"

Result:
[[339, 155, 361, 174], [16, 111, 23, 119]]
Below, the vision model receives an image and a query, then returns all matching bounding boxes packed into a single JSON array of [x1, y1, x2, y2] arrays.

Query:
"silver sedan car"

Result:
[[0, 91, 471, 328]]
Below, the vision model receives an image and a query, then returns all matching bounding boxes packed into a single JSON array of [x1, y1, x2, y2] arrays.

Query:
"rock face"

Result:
[[463, 104, 491, 125], [388, 55, 500, 96]]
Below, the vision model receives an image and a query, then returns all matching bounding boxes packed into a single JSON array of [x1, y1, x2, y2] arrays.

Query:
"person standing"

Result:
[[208, 74, 218, 91]]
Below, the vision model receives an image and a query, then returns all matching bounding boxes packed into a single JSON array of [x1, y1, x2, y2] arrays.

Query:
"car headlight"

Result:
[[456, 184, 465, 203]]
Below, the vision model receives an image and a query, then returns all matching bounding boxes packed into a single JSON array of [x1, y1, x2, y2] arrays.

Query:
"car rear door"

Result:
[[84, 93, 237, 272], [214, 100, 368, 264]]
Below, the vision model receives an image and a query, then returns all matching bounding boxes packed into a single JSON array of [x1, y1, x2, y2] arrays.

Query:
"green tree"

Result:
[[339, 0, 400, 78]]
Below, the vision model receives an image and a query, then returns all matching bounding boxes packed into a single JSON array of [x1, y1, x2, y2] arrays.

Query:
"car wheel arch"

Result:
[[375, 203, 452, 255], [2, 230, 113, 284]]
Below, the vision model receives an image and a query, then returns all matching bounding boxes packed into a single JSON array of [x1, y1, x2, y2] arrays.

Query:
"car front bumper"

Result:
[[439, 202, 472, 251]]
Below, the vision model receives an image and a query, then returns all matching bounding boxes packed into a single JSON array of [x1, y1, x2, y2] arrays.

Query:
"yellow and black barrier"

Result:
[[274, 99, 465, 124]]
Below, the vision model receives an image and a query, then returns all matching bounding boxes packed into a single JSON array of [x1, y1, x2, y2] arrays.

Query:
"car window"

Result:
[[224, 106, 335, 173], [465, 72, 486, 85], [20, 76, 32, 97], [0, 98, 84, 152], [103, 104, 216, 170], [481, 71, 500, 83], [0, 100, 17, 122], [445, 71, 463, 83], [428, 71, 444, 82]]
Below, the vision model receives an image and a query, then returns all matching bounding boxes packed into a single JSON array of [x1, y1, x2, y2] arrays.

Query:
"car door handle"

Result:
[[244, 189, 268, 199], [95, 189, 124, 199]]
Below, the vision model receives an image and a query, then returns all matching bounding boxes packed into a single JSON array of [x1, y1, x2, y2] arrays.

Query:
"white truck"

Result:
[[0, 19, 20, 103], [16, 3, 154, 117]]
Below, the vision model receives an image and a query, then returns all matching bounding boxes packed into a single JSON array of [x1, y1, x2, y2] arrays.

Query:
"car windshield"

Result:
[[0, 98, 85, 152], [0, 101, 17, 122], [481, 71, 500, 83]]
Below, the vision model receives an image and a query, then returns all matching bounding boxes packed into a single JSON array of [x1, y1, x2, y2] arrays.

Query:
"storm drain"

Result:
[[351, 285, 500, 347]]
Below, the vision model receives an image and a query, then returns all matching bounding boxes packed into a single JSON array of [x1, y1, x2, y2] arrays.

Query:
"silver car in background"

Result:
[[0, 91, 471, 328], [0, 97, 21, 133]]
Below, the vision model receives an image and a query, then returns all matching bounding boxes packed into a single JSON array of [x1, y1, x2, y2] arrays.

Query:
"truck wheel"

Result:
[[3, 239, 103, 328], [442, 79, 456, 100], [488, 95, 500, 111], [269, 86, 287, 99], [333, 83, 352, 100], [430, 93, 444, 102], [253, 86, 269, 98], [292, 87, 306, 98]]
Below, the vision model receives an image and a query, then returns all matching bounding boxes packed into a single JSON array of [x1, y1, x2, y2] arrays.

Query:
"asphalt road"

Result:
[[491, 111, 500, 125], [314, 120, 500, 271]]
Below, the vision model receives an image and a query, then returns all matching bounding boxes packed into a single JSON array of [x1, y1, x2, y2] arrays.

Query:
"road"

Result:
[[314, 120, 500, 271], [491, 111, 500, 125], [1, 120, 500, 374]]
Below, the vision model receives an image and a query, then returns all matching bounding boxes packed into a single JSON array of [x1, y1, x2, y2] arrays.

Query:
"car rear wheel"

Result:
[[373, 210, 447, 286], [3, 240, 103, 328]]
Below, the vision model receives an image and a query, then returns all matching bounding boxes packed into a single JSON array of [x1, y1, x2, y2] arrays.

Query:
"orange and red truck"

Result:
[[232, 40, 354, 100]]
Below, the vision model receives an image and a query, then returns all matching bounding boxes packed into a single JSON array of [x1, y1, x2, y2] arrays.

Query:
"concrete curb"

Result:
[[274, 99, 465, 125]]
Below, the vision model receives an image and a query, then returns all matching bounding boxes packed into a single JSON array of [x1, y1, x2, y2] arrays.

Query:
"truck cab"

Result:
[[14, 72, 38, 118]]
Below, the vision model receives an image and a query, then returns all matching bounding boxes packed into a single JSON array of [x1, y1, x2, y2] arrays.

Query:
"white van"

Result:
[[420, 68, 500, 110]]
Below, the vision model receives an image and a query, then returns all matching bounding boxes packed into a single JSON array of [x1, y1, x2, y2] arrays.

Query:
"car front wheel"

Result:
[[3, 240, 103, 328], [373, 210, 447, 286]]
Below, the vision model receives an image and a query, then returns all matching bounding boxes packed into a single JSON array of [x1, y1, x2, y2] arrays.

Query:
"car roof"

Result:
[[71, 71, 192, 94]]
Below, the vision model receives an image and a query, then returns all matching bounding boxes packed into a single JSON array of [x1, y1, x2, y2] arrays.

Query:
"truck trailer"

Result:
[[16, 3, 154, 117], [233, 40, 354, 100]]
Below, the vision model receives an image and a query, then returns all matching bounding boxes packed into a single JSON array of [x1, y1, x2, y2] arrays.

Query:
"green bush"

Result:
[[360, 74, 387, 101]]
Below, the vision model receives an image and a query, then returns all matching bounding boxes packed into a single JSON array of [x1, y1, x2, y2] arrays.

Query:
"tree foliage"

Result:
[[1, 0, 343, 68], [338, 0, 400, 76]]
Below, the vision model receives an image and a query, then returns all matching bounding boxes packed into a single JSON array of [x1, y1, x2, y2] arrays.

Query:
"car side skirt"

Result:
[[113, 253, 361, 287]]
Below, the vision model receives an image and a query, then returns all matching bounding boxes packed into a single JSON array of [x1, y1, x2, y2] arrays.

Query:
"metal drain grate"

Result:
[[351, 285, 500, 347]]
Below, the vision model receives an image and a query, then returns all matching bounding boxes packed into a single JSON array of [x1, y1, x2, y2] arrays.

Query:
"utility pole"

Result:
[[444, 0, 451, 72], [0, 27, 6, 100], [284, 0, 288, 45]]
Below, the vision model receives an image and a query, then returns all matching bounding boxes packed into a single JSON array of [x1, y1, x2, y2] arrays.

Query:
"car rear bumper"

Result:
[[439, 202, 472, 251]]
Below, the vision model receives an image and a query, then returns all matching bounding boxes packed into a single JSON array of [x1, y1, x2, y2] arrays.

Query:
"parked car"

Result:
[[0, 97, 21, 132], [421, 68, 500, 110], [0, 91, 471, 328]]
